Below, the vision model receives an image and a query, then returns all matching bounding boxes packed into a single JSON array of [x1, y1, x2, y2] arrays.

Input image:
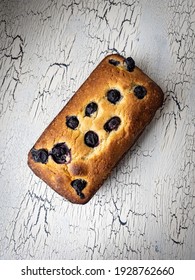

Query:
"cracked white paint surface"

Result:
[[0, 0, 194, 260]]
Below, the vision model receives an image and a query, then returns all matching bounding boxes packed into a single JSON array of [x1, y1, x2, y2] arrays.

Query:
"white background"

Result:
[[0, 0, 194, 260], [1, 260, 195, 279]]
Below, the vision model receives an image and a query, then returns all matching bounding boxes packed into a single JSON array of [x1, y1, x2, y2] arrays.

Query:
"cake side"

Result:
[[28, 54, 164, 204]]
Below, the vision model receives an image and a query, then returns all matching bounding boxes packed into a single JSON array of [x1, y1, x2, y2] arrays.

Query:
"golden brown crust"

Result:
[[28, 54, 164, 204]]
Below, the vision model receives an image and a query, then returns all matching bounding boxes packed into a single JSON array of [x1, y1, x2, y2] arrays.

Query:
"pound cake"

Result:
[[28, 54, 164, 204]]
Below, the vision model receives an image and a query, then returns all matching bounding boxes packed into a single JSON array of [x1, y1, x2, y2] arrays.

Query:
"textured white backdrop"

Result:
[[0, 0, 194, 260]]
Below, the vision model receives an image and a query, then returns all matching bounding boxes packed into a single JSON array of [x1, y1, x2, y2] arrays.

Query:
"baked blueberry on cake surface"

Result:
[[28, 54, 164, 204]]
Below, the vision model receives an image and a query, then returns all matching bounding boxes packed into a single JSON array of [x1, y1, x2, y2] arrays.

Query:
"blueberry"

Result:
[[104, 116, 121, 132], [107, 89, 121, 104], [71, 179, 87, 199], [109, 59, 120, 66], [66, 116, 79, 129], [124, 57, 135, 72], [31, 148, 48, 164], [84, 131, 99, 148], [51, 143, 71, 164], [85, 102, 98, 117], [134, 85, 147, 99]]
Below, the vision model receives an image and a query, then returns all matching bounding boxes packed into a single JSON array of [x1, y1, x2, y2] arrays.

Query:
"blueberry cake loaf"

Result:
[[28, 54, 164, 204]]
